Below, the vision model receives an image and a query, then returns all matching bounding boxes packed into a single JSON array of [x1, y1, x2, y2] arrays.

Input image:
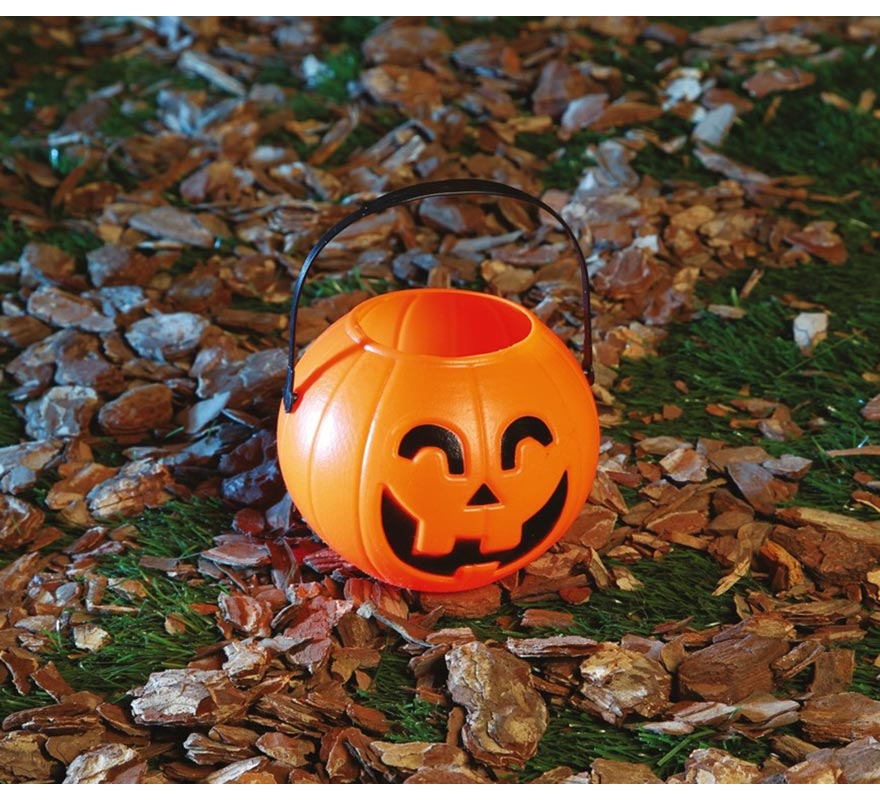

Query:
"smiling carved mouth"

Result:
[[379, 472, 568, 577]]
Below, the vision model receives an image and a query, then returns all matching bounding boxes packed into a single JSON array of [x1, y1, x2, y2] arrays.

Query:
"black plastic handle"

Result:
[[283, 178, 593, 412]]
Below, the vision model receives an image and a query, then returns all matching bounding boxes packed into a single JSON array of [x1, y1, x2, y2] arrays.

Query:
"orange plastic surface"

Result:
[[277, 288, 600, 593]]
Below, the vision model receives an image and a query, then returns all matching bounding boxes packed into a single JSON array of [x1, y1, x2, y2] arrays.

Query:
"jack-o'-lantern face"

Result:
[[277, 289, 601, 593], [376, 415, 569, 582]]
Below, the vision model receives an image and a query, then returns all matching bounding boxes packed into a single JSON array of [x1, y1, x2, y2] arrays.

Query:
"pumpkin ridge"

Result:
[[306, 350, 365, 540], [355, 353, 400, 582]]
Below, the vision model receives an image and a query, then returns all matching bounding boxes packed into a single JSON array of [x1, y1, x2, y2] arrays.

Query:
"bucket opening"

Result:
[[355, 291, 533, 358]]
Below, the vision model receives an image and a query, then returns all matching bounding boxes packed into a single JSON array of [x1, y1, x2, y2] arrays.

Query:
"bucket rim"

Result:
[[346, 287, 541, 364]]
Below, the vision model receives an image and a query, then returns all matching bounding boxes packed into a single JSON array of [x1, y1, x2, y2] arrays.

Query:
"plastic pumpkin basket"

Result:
[[277, 179, 600, 592]]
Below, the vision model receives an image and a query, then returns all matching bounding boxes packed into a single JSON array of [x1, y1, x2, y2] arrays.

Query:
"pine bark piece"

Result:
[[24, 386, 100, 439], [578, 643, 671, 724], [0, 495, 46, 549], [130, 669, 250, 727], [419, 584, 502, 619], [2, 701, 103, 735], [362, 24, 453, 66], [360, 66, 442, 114], [505, 635, 598, 659], [204, 756, 270, 784], [561, 504, 618, 550], [445, 641, 548, 768], [592, 101, 662, 130], [809, 649, 855, 697], [678, 635, 789, 704], [744, 67, 816, 98], [0, 646, 41, 694], [86, 459, 176, 520], [590, 758, 664, 784], [222, 640, 273, 688], [19, 242, 77, 288], [795, 738, 880, 783], [128, 206, 219, 248], [727, 461, 783, 515], [770, 524, 876, 584], [0, 440, 62, 495], [31, 662, 75, 702], [560, 93, 609, 138], [660, 447, 709, 483], [220, 593, 272, 638], [676, 747, 761, 784], [87, 244, 155, 288], [370, 741, 468, 773], [800, 692, 880, 743], [63, 744, 145, 784], [692, 103, 737, 147], [46, 462, 118, 527], [26, 285, 114, 332], [0, 731, 59, 782], [254, 731, 314, 767], [862, 393, 880, 422], [776, 506, 880, 548], [0, 314, 52, 347], [404, 765, 488, 783], [183, 732, 256, 766], [125, 312, 209, 362], [97, 384, 174, 436]]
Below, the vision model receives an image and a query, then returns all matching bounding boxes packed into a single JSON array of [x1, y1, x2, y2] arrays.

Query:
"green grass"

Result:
[[0, 389, 21, 447], [358, 648, 447, 743], [359, 547, 772, 778], [0, 498, 230, 716], [518, 711, 778, 781], [617, 278, 880, 517]]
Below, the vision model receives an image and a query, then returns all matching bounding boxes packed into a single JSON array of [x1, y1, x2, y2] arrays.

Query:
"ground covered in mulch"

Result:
[[1, 16, 880, 784]]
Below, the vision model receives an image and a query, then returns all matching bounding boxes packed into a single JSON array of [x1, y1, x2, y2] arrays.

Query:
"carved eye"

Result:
[[399, 424, 465, 475], [501, 416, 553, 470]]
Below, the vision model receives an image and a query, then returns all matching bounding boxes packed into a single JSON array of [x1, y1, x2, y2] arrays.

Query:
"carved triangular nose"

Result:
[[467, 483, 499, 506]]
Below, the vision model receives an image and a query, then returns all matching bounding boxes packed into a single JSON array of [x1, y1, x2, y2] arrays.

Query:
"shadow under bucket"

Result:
[[277, 179, 600, 592]]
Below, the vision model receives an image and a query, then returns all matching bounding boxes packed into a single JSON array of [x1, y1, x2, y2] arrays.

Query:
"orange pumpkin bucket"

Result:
[[277, 179, 600, 592]]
